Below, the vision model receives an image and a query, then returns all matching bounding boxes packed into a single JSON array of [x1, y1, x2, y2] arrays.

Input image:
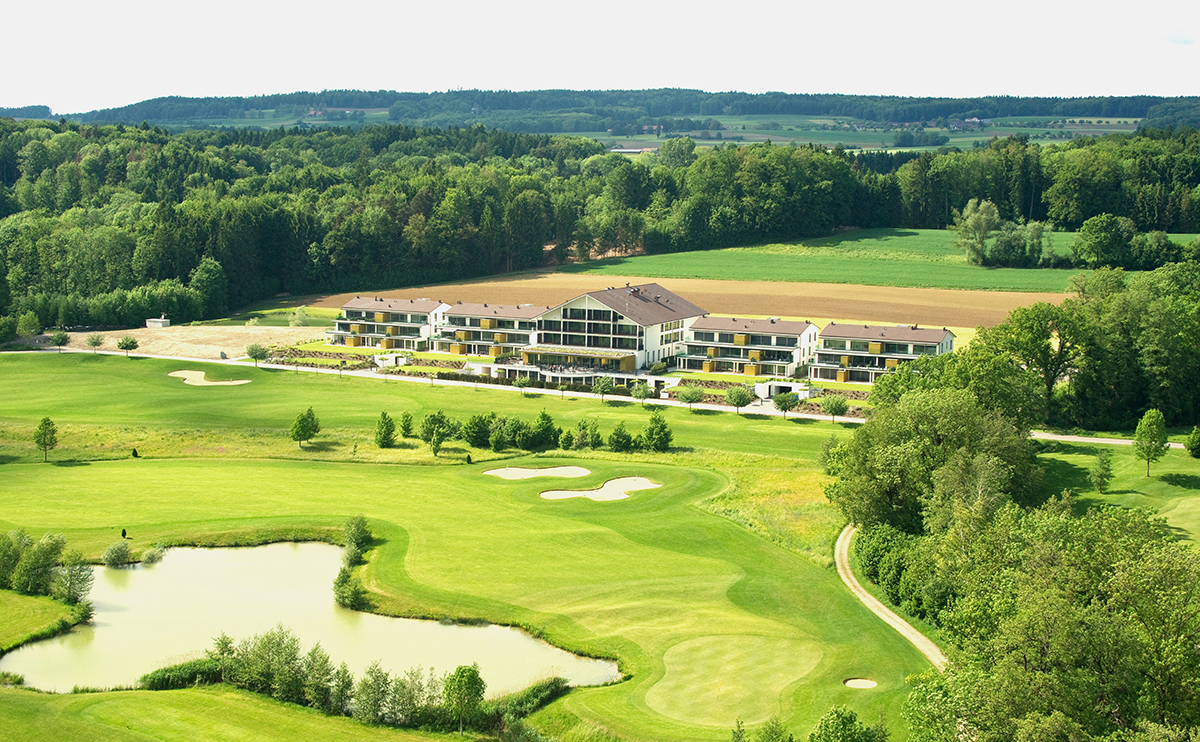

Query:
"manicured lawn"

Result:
[[563, 228, 1085, 292], [1039, 440, 1200, 542], [0, 686, 440, 741], [0, 591, 74, 653], [0, 352, 918, 741]]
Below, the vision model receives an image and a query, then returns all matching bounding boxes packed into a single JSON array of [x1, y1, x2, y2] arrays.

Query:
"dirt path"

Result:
[[311, 272, 1065, 328], [835, 525, 948, 671]]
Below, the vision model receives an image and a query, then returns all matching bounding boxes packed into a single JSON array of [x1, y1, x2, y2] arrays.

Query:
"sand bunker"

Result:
[[843, 678, 877, 689], [541, 477, 660, 502], [484, 466, 591, 480], [168, 370, 252, 387]]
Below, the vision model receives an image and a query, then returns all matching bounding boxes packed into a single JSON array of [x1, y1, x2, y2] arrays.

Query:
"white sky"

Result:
[[6, 0, 1198, 114]]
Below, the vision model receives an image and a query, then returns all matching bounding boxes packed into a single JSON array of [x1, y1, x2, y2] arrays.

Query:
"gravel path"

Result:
[[834, 525, 948, 671]]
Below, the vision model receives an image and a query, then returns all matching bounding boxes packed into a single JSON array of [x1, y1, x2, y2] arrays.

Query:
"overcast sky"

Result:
[[7, 0, 1198, 114]]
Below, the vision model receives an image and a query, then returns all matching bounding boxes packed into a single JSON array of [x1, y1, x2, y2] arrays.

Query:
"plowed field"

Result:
[[311, 272, 1066, 329]]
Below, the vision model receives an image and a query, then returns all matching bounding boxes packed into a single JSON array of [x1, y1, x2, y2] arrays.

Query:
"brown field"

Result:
[[311, 272, 1067, 329], [65, 326, 324, 360]]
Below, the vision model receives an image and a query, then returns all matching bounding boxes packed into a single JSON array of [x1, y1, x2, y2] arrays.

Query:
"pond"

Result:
[[0, 542, 620, 696]]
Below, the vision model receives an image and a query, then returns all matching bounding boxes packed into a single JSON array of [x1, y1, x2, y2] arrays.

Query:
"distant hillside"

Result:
[[0, 105, 52, 119], [47, 90, 1200, 132]]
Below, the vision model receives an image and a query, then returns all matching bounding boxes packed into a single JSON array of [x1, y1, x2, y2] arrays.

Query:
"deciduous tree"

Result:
[[246, 343, 268, 366], [34, 416, 57, 462], [444, 663, 485, 736], [725, 385, 754, 414], [1133, 408, 1169, 476], [290, 407, 320, 448], [773, 392, 799, 418], [677, 385, 705, 410], [821, 393, 849, 422], [117, 335, 138, 356]]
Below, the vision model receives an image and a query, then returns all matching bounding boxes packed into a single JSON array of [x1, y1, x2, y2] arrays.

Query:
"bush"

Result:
[[0, 315, 17, 343], [1186, 426, 1200, 458], [374, 411, 396, 448], [140, 658, 224, 690], [333, 567, 367, 609], [642, 409, 673, 452], [102, 540, 131, 568], [141, 545, 166, 564], [608, 422, 633, 452]]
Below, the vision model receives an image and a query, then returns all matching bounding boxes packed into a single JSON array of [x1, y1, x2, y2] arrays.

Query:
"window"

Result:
[[850, 340, 870, 352], [775, 336, 797, 347], [718, 333, 735, 344], [823, 338, 847, 350], [884, 342, 909, 354], [587, 309, 613, 321], [518, 321, 535, 330], [540, 320, 561, 331], [694, 331, 715, 342], [565, 308, 586, 320], [750, 334, 773, 346], [913, 344, 937, 355]]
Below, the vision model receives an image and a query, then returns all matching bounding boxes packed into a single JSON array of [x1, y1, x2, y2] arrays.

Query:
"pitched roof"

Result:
[[581, 283, 707, 327], [691, 316, 815, 336], [443, 302, 548, 320], [820, 323, 954, 343], [342, 296, 446, 314]]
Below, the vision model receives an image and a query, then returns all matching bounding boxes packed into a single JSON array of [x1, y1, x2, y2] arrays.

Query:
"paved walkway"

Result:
[[1031, 430, 1185, 449], [834, 525, 948, 671]]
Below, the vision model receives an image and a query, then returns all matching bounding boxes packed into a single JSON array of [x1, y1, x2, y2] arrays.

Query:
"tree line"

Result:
[[3, 118, 1200, 335], [43, 89, 1192, 131]]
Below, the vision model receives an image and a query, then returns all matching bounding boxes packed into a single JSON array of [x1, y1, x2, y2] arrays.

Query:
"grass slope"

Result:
[[0, 353, 922, 741], [563, 228, 1083, 292]]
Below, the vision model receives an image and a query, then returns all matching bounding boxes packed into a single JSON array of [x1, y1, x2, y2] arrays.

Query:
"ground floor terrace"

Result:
[[679, 357, 798, 378]]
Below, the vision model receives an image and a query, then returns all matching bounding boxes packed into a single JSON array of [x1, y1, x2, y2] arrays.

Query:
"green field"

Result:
[[563, 228, 1085, 292], [0, 591, 74, 653], [0, 352, 922, 741]]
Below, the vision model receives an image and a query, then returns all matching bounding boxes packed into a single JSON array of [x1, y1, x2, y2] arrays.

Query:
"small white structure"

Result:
[[146, 314, 170, 328]]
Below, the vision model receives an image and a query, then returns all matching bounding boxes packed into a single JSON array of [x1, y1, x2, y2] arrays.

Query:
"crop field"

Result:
[[0, 352, 923, 741], [563, 228, 1082, 293]]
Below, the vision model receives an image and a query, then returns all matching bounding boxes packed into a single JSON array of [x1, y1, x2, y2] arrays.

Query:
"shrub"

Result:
[[333, 567, 367, 609], [374, 411, 396, 448], [642, 408, 673, 452], [140, 658, 224, 690], [608, 422, 633, 452], [1186, 426, 1200, 458], [559, 430, 574, 450], [0, 316, 17, 343], [141, 545, 166, 564], [102, 540, 131, 568], [399, 412, 414, 438]]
